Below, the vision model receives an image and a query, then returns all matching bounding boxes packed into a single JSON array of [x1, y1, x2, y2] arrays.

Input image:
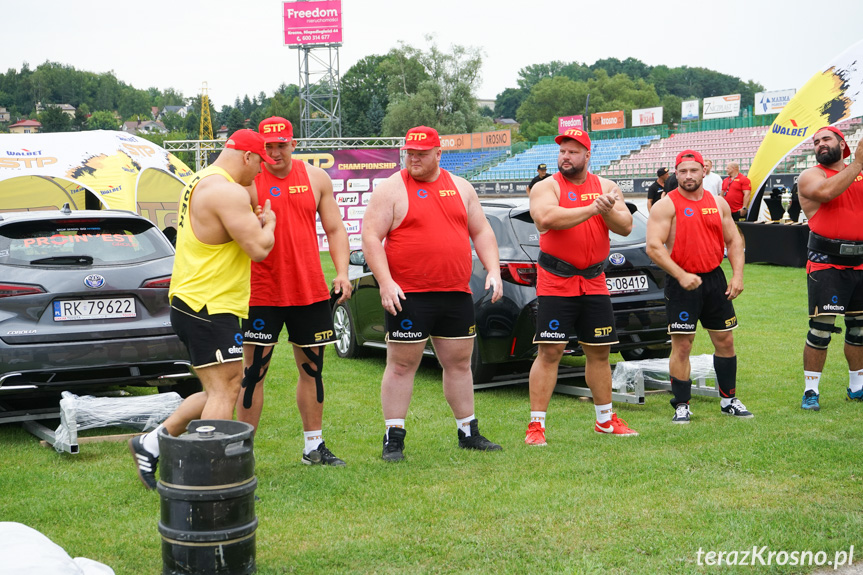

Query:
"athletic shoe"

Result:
[[594, 413, 639, 436], [382, 427, 406, 462], [302, 441, 346, 466], [524, 421, 547, 446], [672, 403, 691, 424], [720, 398, 754, 418], [458, 419, 502, 451], [128, 435, 158, 490], [801, 390, 821, 411], [847, 387, 863, 401]]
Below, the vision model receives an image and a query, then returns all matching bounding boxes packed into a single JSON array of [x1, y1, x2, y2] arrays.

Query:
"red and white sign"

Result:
[[631, 106, 663, 127], [558, 115, 584, 133], [283, 0, 342, 46]]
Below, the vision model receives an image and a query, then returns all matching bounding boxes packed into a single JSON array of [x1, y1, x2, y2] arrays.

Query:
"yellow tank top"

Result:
[[169, 165, 252, 318]]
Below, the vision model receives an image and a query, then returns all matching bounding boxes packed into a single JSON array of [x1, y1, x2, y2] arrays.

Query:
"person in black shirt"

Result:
[[527, 163, 550, 195], [646, 167, 670, 211]]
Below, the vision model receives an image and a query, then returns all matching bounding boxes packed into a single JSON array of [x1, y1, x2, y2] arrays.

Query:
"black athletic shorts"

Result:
[[385, 292, 476, 343], [243, 299, 336, 347], [808, 267, 863, 317], [665, 266, 737, 333], [533, 295, 618, 346], [170, 297, 244, 368]]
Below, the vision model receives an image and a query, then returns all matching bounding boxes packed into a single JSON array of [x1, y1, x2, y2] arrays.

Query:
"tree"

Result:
[[72, 107, 88, 131], [494, 87, 528, 120], [38, 105, 71, 132], [161, 111, 185, 132], [341, 54, 391, 136], [87, 110, 118, 130], [227, 107, 245, 133]]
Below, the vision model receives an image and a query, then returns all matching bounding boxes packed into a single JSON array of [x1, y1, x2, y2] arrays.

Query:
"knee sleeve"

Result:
[[241, 346, 270, 409], [845, 316, 863, 346], [301, 346, 325, 403], [807, 317, 840, 350]]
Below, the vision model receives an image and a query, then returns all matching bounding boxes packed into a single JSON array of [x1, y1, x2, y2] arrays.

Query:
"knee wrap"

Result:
[[241, 345, 270, 409], [845, 316, 863, 346], [806, 317, 841, 350], [301, 346, 325, 403]]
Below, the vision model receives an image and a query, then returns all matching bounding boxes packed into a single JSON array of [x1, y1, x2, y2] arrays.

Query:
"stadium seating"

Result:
[[439, 149, 508, 177]]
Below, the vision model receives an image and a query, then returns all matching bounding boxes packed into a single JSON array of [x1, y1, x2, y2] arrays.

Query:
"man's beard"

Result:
[[816, 144, 841, 166], [558, 161, 585, 178], [679, 178, 700, 192]]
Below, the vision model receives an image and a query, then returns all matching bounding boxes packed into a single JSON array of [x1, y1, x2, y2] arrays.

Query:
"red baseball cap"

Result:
[[815, 126, 851, 158], [225, 129, 276, 164], [675, 149, 705, 167], [555, 128, 591, 150], [258, 116, 294, 143], [401, 126, 441, 150]]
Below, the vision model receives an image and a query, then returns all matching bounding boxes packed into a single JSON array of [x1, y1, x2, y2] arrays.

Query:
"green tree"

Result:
[[38, 105, 71, 132], [227, 107, 245, 133], [161, 112, 184, 132], [72, 107, 88, 131], [494, 87, 528, 120], [87, 110, 118, 130], [341, 54, 391, 136], [264, 92, 299, 130], [183, 111, 199, 138]]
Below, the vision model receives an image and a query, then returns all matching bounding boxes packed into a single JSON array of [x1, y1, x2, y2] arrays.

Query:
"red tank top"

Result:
[[250, 160, 329, 306], [807, 165, 863, 272], [668, 189, 724, 273], [537, 172, 610, 297], [385, 169, 471, 293]]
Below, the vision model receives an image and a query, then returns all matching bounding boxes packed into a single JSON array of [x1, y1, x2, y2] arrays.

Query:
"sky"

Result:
[[4, 0, 863, 109]]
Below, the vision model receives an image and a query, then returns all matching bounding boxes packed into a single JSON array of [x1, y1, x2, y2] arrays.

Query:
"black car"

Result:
[[331, 199, 670, 383]]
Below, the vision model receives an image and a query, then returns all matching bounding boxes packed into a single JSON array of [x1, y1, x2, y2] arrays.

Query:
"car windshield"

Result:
[[510, 207, 648, 247], [0, 217, 174, 266]]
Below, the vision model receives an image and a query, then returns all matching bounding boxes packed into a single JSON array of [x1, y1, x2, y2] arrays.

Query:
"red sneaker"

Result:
[[524, 421, 547, 446], [594, 413, 638, 436]]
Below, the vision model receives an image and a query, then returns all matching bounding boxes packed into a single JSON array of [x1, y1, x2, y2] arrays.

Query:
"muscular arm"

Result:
[[361, 176, 403, 314], [717, 195, 744, 299], [798, 143, 863, 215], [458, 177, 502, 303], [208, 181, 275, 262], [313, 166, 352, 303], [598, 178, 632, 236], [645, 197, 701, 291], [530, 177, 609, 232]]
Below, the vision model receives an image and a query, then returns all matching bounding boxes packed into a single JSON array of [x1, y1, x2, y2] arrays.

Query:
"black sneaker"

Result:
[[720, 398, 754, 418], [672, 403, 691, 424], [382, 427, 406, 462], [302, 441, 346, 466], [128, 435, 158, 490], [457, 419, 502, 451]]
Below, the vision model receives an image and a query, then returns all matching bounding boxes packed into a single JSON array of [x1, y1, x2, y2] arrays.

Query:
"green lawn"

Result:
[[1, 259, 861, 574]]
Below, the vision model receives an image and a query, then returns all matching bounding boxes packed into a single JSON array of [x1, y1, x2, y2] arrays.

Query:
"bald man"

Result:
[[722, 162, 752, 221]]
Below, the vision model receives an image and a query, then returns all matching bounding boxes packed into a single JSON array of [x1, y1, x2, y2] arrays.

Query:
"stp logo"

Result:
[[581, 193, 600, 201], [262, 123, 287, 134], [288, 185, 308, 194], [725, 317, 737, 328], [594, 326, 613, 337], [314, 330, 334, 342], [563, 129, 584, 138], [701, 207, 719, 215], [439, 190, 457, 197], [406, 133, 427, 142]]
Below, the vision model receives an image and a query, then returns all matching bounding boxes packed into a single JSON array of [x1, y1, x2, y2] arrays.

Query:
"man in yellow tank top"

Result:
[[129, 129, 277, 489]]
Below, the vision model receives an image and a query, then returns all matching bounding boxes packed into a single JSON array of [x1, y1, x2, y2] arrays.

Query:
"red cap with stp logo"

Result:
[[554, 128, 591, 150], [401, 126, 441, 150], [258, 116, 294, 143], [225, 129, 277, 164], [675, 149, 704, 167], [815, 126, 851, 158]]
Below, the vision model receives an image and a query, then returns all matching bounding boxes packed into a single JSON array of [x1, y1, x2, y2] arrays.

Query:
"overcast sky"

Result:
[[3, 0, 861, 108]]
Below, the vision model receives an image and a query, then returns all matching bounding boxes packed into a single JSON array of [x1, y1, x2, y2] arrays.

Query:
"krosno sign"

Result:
[[283, 0, 343, 46]]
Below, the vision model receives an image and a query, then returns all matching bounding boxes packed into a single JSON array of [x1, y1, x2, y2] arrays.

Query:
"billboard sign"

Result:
[[590, 110, 625, 131], [682, 100, 699, 121], [632, 106, 663, 127], [283, 0, 342, 46], [754, 89, 796, 115], [558, 115, 584, 133], [703, 94, 741, 119], [439, 130, 511, 151]]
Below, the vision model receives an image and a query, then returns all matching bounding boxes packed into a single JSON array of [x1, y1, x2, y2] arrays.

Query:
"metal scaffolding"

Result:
[[295, 44, 342, 140]]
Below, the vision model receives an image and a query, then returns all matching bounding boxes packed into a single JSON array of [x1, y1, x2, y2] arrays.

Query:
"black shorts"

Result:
[[808, 267, 863, 317], [533, 295, 618, 346], [665, 267, 737, 333], [243, 299, 336, 347], [385, 292, 476, 343], [170, 297, 244, 368]]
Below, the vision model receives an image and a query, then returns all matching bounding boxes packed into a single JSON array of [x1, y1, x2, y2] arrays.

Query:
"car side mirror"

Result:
[[349, 250, 366, 266], [625, 201, 637, 215]]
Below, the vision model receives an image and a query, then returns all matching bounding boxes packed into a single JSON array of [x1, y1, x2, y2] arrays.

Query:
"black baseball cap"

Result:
[[657, 167, 669, 177], [537, 163, 547, 170]]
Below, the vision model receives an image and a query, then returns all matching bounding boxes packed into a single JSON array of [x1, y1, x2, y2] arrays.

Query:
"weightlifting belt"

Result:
[[538, 251, 604, 279], [808, 232, 863, 266]]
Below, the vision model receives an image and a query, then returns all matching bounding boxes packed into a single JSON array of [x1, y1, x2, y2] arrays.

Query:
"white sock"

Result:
[[720, 398, 733, 408], [804, 371, 821, 394], [456, 414, 475, 436], [530, 411, 546, 429], [142, 425, 162, 457], [303, 430, 323, 455], [385, 419, 405, 440], [595, 403, 613, 425], [850, 370, 863, 393]]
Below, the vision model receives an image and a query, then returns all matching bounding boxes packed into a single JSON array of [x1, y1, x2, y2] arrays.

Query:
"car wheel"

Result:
[[471, 338, 497, 384], [333, 304, 361, 359], [158, 378, 202, 399], [620, 346, 672, 362]]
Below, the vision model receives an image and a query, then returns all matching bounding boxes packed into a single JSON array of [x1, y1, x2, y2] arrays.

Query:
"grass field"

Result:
[[1, 258, 862, 574]]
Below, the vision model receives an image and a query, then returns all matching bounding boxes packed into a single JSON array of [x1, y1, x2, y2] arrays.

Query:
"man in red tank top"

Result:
[[362, 126, 504, 461], [796, 127, 863, 411], [525, 128, 638, 446], [237, 117, 352, 466], [647, 150, 751, 424]]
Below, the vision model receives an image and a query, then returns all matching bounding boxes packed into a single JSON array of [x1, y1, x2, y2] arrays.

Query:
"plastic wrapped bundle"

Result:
[[611, 354, 716, 393]]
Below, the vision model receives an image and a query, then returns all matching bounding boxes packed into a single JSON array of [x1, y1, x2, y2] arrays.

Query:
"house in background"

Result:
[[35, 102, 76, 117], [8, 119, 42, 134], [121, 119, 167, 135], [158, 105, 189, 120], [0, 107, 10, 123]]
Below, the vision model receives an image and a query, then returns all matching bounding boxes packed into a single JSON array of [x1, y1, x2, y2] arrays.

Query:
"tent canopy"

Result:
[[0, 130, 194, 230]]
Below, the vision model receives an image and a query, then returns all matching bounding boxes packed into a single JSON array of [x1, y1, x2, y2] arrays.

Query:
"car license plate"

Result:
[[53, 298, 136, 321], [606, 274, 648, 295]]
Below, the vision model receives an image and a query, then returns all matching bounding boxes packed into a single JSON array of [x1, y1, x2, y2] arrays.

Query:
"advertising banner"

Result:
[[754, 89, 796, 115], [632, 106, 663, 127], [703, 94, 741, 119], [682, 100, 699, 121], [590, 110, 625, 131], [558, 115, 584, 133], [440, 130, 511, 151], [294, 148, 399, 250], [283, 0, 342, 46]]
